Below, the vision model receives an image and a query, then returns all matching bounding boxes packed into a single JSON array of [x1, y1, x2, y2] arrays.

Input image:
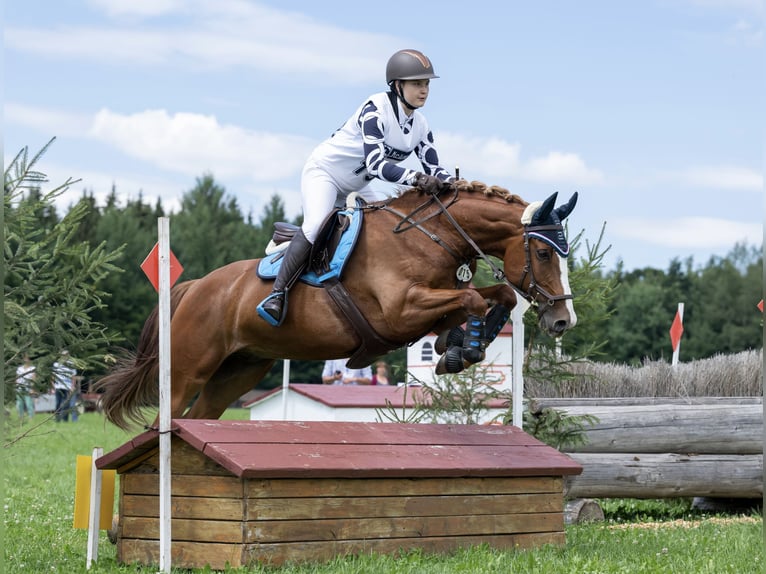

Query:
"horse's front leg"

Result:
[[432, 284, 518, 374]]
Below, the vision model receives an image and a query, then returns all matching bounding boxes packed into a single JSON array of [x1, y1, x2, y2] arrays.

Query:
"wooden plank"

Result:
[[566, 453, 764, 499], [552, 404, 763, 454], [174, 420, 544, 449], [122, 516, 244, 543], [246, 512, 564, 542], [122, 494, 244, 521], [120, 539, 244, 570], [122, 473, 242, 497], [245, 476, 563, 498], [247, 493, 561, 520], [245, 532, 565, 566], [210, 443, 581, 479]]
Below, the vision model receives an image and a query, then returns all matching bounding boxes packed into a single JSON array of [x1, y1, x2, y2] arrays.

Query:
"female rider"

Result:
[[258, 49, 455, 326]]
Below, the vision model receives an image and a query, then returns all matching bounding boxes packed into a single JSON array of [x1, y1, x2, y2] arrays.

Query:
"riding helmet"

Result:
[[386, 49, 439, 84]]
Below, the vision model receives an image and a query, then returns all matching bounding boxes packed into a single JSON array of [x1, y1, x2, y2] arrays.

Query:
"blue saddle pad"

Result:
[[257, 206, 364, 287]]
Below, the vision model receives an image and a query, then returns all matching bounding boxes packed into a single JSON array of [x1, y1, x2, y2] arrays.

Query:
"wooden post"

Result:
[[85, 447, 103, 569], [158, 217, 172, 573], [281, 360, 290, 420]]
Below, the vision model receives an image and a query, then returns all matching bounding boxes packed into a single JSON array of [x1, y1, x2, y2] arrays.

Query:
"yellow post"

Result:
[[73, 454, 116, 530]]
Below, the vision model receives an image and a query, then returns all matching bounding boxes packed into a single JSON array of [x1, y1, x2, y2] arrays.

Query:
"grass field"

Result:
[[3, 410, 762, 573]]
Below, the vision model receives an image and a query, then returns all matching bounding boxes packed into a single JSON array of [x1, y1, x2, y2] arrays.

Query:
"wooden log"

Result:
[[563, 499, 604, 525], [529, 397, 762, 411], [565, 453, 763, 499], [540, 404, 762, 454]]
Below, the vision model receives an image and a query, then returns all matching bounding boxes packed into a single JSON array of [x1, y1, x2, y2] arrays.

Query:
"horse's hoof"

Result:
[[435, 347, 465, 375], [434, 326, 465, 355]]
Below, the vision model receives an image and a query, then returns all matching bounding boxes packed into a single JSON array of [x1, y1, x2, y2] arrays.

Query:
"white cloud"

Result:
[[611, 216, 762, 248], [89, 108, 315, 181], [5, 103, 92, 136], [437, 133, 604, 186], [677, 165, 762, 191], [6, 2, 400, 84]]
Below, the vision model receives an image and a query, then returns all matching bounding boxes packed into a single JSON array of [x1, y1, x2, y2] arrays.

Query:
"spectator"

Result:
[[371, 361, 392, 386], [52, 350, 77, 422], [321, 359, 372, 385], [15, 353, 36, 422]]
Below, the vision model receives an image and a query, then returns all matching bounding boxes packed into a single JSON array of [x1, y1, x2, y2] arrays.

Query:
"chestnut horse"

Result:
[[96, 180, 578, 430]]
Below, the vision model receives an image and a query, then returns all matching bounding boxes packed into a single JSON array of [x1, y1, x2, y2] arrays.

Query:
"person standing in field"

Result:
[[52, 350, 77, 422], [15, 353, 37, 422]]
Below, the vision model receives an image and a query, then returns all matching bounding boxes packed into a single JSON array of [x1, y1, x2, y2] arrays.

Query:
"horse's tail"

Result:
[[95, 280, 196, 430]]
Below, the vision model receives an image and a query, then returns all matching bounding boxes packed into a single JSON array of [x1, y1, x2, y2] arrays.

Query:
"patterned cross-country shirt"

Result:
[[308, 91, 453, 193]]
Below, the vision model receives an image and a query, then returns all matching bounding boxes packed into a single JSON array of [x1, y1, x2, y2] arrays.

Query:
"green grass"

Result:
[[3, 411, 762, 573]]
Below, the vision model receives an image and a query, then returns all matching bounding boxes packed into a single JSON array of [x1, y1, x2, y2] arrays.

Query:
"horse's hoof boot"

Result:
[[434, 326, 465, 355]]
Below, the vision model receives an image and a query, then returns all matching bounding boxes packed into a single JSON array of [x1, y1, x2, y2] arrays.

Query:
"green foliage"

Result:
[[518, 407, 598, 450], [4, 140, 125, 395]]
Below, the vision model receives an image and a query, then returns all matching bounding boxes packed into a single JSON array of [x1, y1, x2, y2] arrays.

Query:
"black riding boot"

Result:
[[257, 230, 313, 326]]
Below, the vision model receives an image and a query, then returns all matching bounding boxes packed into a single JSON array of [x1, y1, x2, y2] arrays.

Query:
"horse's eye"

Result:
[[536, 249, 551, 262]]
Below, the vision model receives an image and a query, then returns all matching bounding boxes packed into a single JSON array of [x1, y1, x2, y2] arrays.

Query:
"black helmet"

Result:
[[386, 49, 439, 84]]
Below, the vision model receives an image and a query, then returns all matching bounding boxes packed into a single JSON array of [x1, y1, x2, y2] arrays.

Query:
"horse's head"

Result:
[[509, 191, 579, 336]]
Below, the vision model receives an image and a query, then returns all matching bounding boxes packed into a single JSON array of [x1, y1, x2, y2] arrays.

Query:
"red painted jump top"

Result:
[[97, 420, 582, 479]]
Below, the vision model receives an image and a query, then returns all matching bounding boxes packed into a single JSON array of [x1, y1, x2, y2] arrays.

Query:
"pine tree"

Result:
[[4, 139, 125, 396]]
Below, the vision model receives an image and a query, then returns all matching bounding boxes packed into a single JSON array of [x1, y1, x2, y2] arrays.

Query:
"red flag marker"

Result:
[[758, 300, 763, 313], [669, 310, 684, 352], [141, 243, 183, 292]]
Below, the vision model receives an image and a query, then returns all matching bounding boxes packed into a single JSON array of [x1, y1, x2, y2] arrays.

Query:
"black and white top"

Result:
[[307, 91, 453, 193]]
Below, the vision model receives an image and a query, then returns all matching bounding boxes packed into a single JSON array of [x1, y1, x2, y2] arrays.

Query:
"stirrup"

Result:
[[257, 291, 287, 327]]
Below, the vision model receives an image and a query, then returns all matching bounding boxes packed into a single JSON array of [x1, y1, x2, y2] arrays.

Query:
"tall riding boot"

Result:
[[257, 230, 313, 326]]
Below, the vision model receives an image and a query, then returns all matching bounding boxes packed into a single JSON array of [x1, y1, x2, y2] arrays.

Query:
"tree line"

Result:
[[5, 143, 762, 394]]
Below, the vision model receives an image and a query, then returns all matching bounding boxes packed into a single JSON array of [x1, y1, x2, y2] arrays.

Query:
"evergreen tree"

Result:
[[4, 140, 124, 396]]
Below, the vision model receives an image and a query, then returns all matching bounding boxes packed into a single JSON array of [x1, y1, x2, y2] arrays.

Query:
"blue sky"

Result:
[[5, 0, 763, 272]]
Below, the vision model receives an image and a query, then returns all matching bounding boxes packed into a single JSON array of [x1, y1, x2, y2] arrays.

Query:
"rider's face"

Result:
[[400, 79, 430, 109]]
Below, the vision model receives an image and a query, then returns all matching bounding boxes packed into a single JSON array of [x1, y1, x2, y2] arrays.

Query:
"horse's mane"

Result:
[[393, 180, 528, 206]]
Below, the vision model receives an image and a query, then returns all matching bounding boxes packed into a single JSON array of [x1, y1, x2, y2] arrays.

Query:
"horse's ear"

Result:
[[530, 192, 558, 225], [554, 192, 579, 221]]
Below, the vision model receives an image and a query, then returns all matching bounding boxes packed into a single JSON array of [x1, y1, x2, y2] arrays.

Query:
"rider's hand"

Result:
[[414, 173, 450, 194]]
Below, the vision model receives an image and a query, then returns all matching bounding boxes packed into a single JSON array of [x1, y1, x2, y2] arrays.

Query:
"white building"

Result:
[[244, 383, 509, 424], [406, 322, 514, 388]]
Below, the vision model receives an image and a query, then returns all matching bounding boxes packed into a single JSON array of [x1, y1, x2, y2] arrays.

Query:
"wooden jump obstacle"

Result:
[[97, 419, 582, 570]]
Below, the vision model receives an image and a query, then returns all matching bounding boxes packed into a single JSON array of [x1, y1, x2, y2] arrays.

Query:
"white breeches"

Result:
[[300, 162, 387, 244]]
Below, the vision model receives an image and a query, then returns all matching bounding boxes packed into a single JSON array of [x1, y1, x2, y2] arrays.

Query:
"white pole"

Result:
[[671, 302, 684, 367], [158, 218, 172, 573], [281, 359, 290, 420], [511, 298, 531, 428], [85, 446, 103, 570]]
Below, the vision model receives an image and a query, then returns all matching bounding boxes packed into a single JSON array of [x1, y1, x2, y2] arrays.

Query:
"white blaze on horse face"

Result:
[[559, 255, 577, 327]]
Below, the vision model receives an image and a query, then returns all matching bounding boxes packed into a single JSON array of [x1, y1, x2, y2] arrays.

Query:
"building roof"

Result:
[[96, 419, 582, 479], [243, 383, 511, 410]]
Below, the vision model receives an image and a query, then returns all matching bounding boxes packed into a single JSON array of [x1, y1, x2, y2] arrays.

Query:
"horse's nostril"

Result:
[[553, 320, 568, 334]]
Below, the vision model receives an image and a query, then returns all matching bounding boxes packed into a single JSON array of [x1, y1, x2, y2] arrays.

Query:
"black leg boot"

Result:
[[257, 230, 313, 326]]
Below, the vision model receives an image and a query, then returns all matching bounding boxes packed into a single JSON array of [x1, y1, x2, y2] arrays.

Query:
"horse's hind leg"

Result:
[[184, 355, 276, 420]]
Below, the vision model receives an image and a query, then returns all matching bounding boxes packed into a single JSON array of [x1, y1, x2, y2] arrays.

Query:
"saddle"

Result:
[[257, 195, 400, 368]]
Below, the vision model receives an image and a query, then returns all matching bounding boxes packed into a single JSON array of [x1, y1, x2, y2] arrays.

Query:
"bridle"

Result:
[[375, 188, 574, 311]]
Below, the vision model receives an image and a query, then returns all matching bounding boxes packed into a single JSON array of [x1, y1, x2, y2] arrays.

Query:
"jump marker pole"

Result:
[[510, 298, 531, 428], [157, 217, 172, 573]]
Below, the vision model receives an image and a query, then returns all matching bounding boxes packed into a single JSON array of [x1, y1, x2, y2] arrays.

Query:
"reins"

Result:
[[375, 187, 573, 310]]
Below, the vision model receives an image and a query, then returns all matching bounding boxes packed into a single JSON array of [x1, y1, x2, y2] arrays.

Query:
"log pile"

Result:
[[529, 397, 763, 500]]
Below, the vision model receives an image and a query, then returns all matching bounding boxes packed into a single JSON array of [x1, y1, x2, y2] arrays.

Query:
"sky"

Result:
[[4, 0, 763, 272]]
